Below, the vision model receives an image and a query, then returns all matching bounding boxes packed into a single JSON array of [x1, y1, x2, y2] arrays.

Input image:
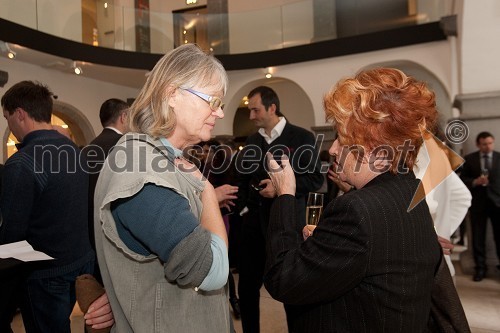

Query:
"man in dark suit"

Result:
[[460, 131, 500, 281], [82, 98, 129, 281], [234, 86, 323, 332]]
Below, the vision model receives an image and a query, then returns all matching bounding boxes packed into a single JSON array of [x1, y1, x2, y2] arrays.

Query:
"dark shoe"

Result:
[[229, 297, 241, 319], [473, 270, 486, 282]]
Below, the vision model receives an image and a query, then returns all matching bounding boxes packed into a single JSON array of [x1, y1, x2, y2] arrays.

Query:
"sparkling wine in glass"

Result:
[[306, 192, 324, 226], [481, 168, 489, 187]]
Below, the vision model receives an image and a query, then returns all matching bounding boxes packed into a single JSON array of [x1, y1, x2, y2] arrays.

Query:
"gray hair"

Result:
[[128, 44, 228, 138]]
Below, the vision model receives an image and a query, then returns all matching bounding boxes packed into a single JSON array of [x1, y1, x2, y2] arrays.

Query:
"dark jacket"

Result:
[[265, 171, 441, 332], [235, 121, 323, 233], [82, 128, 123, 251], [460, 150, 500, 209]]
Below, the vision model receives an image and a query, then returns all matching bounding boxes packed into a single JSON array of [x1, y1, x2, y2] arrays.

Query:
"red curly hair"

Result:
[[323, 68, 438, 173]]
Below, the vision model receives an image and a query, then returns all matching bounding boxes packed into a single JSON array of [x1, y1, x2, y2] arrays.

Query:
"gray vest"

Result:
[[94, 133, 230, 332]]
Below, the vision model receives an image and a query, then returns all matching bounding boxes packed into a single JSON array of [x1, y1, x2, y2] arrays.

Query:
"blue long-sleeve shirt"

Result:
[[111, 183, 228, 290]]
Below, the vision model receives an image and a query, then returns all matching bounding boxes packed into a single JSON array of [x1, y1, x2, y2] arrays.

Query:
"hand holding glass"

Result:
[[306, 192, 324, 226], [481, 168, 489, 187]]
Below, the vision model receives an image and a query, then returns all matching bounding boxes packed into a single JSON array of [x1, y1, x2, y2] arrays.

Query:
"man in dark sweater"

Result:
[[0, 81, 94, 332]]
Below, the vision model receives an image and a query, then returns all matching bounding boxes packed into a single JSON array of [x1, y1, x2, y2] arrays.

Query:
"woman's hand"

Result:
[[438, 235, 454, 256], [258, 179, 277, 198], [302, 225, 316, 240], [215, 184, 238, 202], [83, 292, 115, 329], [328, 168, 353, 193], [214, 184, 238, 210], [266, 153, 296, 196]]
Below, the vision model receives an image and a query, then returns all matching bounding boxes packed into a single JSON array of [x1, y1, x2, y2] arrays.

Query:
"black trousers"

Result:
[[238, 208, 267, 333], [470, 198, 500, 270], [237, 199, 305, 333], [0, 259, 28, 333]]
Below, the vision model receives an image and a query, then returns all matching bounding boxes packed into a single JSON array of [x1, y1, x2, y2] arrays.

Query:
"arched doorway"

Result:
[[52, 100, 95, 147], [227, 77, 316, 138]]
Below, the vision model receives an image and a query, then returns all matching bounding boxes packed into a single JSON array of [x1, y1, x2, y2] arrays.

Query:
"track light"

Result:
[[72, 61, 82, 75], [7, 49, 16, 59], [2, 42, 16, 59], [265, 67, 273, 79]]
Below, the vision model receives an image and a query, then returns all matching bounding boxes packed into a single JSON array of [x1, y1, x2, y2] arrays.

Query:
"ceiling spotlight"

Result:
[[265, 67, 273, 79], [72, 61, 82, 75], [5, 43, 16, 59]]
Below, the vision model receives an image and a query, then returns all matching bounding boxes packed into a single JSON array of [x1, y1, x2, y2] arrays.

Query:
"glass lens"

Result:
[[210, 98, 223, 110]]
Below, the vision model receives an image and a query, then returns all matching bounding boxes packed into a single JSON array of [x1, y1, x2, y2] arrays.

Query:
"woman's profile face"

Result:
[[329, 138, 372, 189], [172, 82, 224, 147]]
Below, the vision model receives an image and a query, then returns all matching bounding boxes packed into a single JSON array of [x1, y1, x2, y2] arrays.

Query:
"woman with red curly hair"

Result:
[[263, 68, 451, 332]]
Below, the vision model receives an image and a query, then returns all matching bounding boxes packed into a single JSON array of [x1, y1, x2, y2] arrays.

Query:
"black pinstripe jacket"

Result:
[[264, 171, 441, 333]]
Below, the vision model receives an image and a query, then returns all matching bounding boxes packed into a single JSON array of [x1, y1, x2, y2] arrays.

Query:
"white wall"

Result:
[[0, 56, 139, 162], [0, 0, 37, 28], [37, 0, 82, 42], [0, 0, 82, 42], [149, 1, 175, 54], [459, 0, 500, 94], [215, 40, 453, 136]]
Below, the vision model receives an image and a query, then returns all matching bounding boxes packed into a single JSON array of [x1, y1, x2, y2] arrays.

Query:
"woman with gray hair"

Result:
[[93, 44, 231, 332]]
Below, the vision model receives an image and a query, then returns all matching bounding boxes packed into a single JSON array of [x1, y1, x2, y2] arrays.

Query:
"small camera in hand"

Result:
[[251, 179, 265, 191]]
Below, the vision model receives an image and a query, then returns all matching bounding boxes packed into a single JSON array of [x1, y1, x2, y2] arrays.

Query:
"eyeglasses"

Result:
[[182, 88, 225, 111]]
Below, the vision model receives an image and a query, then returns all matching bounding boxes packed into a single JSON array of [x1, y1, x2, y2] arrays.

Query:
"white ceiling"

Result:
[[1, 41, 149, 90]]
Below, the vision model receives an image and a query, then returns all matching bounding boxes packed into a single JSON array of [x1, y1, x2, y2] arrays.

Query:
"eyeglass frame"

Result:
[[181, 88, 225, 111]]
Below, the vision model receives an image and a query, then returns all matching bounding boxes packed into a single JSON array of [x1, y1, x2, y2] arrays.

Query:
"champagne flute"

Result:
[[306, 192, 324, 226], [481, 168, 489, 187]]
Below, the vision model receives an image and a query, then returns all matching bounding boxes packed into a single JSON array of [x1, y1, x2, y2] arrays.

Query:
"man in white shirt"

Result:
[[234, 86, 323, 332]]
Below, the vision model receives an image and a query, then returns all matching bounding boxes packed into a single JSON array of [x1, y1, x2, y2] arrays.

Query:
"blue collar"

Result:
[[159, 137, 183, 158]]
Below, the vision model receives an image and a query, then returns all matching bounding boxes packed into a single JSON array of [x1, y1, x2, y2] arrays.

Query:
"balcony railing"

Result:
[[0, 0, 454, 56]]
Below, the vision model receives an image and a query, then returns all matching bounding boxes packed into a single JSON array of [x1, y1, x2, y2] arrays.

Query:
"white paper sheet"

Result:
[[0, 240, 54, 261]]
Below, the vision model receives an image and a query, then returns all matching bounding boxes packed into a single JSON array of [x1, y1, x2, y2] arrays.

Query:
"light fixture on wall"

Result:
[[72, 61, 83, 75], [0, 41, 16, 59], [243, 96, 249, 105], [265, 67, 273, 79], [186, 0, 198, 4], [7, 44, 16, 59]]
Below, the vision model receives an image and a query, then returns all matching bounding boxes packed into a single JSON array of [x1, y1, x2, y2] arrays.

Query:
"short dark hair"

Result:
[[476, 131, 494, 144], [248, 86, 283, 117], [1, 80, 53, 123], [99, 98, 129, 127]]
